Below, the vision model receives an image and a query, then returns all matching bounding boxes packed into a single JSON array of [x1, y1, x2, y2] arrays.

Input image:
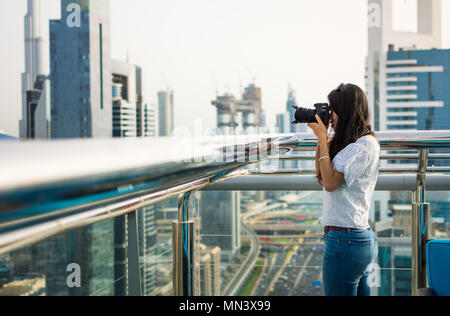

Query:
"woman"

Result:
[[307, 83, 380, 296]]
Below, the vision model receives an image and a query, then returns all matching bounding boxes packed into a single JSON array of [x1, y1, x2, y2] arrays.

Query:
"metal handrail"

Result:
[[205, 174, 450, 192], [0, 130, 449, 296], [0, 134, 291, 254], [249, 167, 450, 175], [276, 154, 450, 161], [0, 131, 449, 251], [1, 130, 449, 193]]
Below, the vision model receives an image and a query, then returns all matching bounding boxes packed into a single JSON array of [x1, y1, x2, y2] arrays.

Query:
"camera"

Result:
[[291, 103, 331, 125]]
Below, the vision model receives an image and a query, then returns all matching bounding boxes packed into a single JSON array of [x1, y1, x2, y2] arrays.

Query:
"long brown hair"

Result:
[[317, 83, 375, 184]]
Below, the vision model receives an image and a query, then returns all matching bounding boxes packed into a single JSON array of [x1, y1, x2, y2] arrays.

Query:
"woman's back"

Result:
[[321, 135, 380, 230]]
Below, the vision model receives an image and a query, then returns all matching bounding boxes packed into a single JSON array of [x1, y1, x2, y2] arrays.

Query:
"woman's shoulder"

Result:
[[334, 142, 366, 163], [356, 135, 380, 152], [335, 136, 377, 161]]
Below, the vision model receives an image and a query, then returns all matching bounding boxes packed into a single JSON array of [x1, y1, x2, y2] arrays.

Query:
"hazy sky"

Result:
[[1, 0, 449, 137]]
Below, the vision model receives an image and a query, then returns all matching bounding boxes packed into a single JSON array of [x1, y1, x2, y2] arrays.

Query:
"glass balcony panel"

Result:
[[0, 219, 118, 296], [0, 232, 69, 296], [195, 190, 326, 296], [149, 196, 200, 297], [134, 199, 179, 296], [0, 204, 175, 296], [0, 183, 448, 296], [428, 191, 450, 239], [192, 188, 450, 296]]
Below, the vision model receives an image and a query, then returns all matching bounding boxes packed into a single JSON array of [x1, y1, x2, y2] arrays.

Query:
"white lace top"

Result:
[[321, 135, 380, 230]]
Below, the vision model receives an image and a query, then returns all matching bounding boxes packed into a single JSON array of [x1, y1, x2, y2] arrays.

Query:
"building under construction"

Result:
[[212, 84, 262, 132]]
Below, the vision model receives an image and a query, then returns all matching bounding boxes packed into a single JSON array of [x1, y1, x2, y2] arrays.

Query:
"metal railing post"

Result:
[[411, 149, 430, 296], [173, 191, 196, 296], [114, 216, 127, 296], [127, 210, 142, 296]]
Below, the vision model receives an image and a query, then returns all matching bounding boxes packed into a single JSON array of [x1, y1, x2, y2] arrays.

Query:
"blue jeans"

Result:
[[322, 228, 378, 296]]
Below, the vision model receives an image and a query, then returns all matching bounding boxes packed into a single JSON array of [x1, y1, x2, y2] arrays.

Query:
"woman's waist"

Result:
[[321, 217, 371, 231], [324, 226, 375, 241], [324, 226, 370, 234]]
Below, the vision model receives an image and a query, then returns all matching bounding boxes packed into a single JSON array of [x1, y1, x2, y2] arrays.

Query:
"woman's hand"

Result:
[[307, 115, 330, 142]]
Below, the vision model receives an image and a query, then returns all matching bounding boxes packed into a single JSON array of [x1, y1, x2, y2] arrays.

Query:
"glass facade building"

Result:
[[43, 0, 116, 296], [158, 90, 174, 137], [386, 49, 450, 133], [50, 0, 112, 138]]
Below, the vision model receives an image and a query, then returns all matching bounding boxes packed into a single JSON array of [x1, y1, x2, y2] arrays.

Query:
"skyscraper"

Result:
[[111, 59, 158, 295], [366, 1, 449, 293], [365, 0, 444, 225], [286, 84, 304, 134], [136, 66, 157, 138], [112, 60, 138, 137], [139, 103, 157, 137], [20, 0, 50, 139], [50, 0, 112, 138], [45, 0, 115, 296], [367, 5, 448, 143], [276, 85, 312, 171], [112, 60, 157, 138], [384, 48, 450, 238], [158, 90, 174, 137], [197, 244, 221, 296], [385, 49, 450, 137], [366, 0, 442, 132]]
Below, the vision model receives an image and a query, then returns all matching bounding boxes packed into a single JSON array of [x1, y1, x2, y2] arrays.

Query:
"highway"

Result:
[[223, 191, 325, 296], [288, 249, 316, 296], [222, 202, 272, 296], [244, 191, 325, 296], [222, 220, 260, 296]]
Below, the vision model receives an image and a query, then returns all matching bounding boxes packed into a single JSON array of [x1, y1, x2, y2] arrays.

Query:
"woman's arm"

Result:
[[308, 115, 345, 192], [315, 143, 320, 180], [317, 137, 345, 192]]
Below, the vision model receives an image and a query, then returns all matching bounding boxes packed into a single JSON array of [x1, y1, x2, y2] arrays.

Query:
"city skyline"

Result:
[[1, 0, 450, 137], [0, 0, 449, 298]]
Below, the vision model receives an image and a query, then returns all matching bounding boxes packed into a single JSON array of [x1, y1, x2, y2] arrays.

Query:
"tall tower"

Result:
[[286, 84, 299, 133], [158, 90, 174, 137], [44, 0, 115, 296], [276, 85, 312, 171], [366, 0, 447, 231], [50, 0, 112, 138], [20, 0, 50, 139], [23, 0, 43, 87], [366, 0, 442, 131]]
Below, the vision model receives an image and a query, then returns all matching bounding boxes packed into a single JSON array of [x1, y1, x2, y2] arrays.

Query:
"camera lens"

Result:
[[291, 104, 331, 125], [294, 108, 317, 124]]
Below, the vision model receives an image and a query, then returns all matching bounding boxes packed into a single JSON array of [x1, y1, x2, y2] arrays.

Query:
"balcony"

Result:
[[0, 131, 449, 296]]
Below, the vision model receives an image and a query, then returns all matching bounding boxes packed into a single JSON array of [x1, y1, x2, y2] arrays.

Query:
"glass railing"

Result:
[[1, 188, 447, 297], [190, 189, 449, 297], [0, 201, 176, 297], [0, 219, 118, 297], [0, 131, 449, 296]]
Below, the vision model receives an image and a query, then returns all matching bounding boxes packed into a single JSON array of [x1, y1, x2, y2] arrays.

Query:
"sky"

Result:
[[0, 0, 449, 137]]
